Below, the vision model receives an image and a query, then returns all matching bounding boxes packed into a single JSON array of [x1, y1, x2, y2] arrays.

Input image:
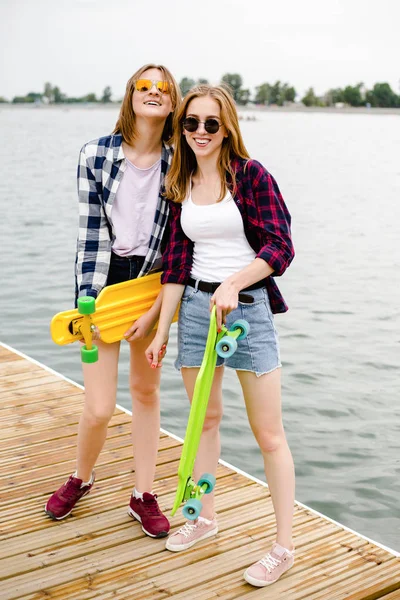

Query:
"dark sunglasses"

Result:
[[183, 117, 222, 134]]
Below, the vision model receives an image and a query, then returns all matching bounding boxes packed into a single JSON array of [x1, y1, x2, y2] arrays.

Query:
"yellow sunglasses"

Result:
[[135, 79, 170, 95]]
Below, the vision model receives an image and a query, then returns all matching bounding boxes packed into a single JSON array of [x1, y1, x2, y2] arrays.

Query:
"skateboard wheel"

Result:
[[81, 345, 98, 363], [216, 336, 237, 358], [183, 499, 202, 521], [77, 296, 96, 315], [198, 473, 216, 494], [231, 319, 250, 340]]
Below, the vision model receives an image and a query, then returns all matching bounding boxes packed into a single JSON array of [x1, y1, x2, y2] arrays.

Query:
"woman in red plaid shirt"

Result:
[[147, 85, 296, 587]]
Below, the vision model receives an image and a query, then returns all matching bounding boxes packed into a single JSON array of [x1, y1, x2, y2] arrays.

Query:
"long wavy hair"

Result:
[[113, 64, 181, 144], [165, 85, 250, 203]]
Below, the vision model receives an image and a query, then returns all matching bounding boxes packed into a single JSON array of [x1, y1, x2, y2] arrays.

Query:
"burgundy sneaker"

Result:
[[128, 492, 170, 538], [45, 472, 95, 520]]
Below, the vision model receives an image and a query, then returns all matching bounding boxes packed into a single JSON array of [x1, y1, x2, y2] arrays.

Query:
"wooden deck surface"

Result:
[[0, 343, 399, 599]]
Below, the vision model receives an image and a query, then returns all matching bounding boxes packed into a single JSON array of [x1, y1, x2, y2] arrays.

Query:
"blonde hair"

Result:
[[113, 64, 181, 144], [165, 84, 250, 203]]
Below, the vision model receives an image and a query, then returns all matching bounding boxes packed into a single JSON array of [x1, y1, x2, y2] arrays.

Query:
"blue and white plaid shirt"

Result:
[[75, 133, 172, 302]]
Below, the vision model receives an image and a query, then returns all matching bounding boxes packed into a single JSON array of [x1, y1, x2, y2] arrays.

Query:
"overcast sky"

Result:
[[1, 0, 399, 100]]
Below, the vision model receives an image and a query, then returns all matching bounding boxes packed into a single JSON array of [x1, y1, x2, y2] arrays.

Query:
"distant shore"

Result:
[[1, 102, 400, 116], [247, 104, 400, 116]]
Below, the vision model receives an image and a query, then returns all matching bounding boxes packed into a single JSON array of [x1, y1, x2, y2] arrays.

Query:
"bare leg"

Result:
[[129, 330, 162, 492], [237, 368, 295, 550], [181, 366, 224, 520], [76, 340, 120, 481]]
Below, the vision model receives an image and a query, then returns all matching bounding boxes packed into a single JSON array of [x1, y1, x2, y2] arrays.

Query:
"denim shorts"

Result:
[[175, 285, 281, 376], [106, 252, 145, 286]]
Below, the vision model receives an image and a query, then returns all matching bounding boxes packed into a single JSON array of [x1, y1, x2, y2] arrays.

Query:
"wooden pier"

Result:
[[0, 343, 399, 599]]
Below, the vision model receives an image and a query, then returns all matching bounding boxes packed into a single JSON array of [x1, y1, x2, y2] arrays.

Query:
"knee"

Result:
[[202, 408, 223, 433], [130, 379, 159, 407], [83, 404, 114, 428], [254, 429, 286, 454]]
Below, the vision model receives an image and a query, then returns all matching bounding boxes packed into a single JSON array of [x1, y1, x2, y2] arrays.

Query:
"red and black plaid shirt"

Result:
[[161, 158, 294, 313]]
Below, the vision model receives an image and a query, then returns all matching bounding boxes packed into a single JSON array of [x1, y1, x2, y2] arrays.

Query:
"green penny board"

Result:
[[171, 306, 244, 517]]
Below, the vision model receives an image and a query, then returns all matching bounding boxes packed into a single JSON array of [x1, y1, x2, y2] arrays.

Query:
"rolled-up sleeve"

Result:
[[75, 145, 111, 301], [250, 161, 294, 277], [161, 201, 193, 284]]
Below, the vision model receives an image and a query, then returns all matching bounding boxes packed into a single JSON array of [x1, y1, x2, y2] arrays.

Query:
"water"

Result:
[[1, 105, 399, 552]]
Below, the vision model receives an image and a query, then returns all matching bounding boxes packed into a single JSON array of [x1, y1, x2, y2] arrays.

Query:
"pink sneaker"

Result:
[[244, 543, 295, 586], [128, 492, 170, 538], [45, 472, 95, 520], [166, 516, 218, 552]]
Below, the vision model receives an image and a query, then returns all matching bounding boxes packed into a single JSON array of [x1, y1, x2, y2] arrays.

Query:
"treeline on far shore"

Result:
[[2, 74, 400, 109]]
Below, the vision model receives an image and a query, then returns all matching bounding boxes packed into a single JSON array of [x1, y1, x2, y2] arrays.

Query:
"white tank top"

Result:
[[111, 157, 161, 257], [180, 190, 256, 281]]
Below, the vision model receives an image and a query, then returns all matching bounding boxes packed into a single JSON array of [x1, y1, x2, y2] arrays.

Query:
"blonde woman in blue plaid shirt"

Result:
[[45, 64, 181, 538]]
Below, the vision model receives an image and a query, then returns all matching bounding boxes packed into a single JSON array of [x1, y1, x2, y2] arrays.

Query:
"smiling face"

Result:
[[132, 67, 173, 121], [183, 95, 228, 160]]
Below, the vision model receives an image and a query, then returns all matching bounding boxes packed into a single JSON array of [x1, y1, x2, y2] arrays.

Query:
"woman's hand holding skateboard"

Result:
[[210, 279, 240, 331]]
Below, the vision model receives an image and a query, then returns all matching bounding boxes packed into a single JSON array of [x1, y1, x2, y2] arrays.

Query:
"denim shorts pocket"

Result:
[[237, 295, 265, 307], [237, 287, 266, 307], [181, 286, 198, 302]]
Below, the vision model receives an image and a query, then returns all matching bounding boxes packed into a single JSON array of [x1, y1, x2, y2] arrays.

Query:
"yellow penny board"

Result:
[[50, 272, 178, 346]]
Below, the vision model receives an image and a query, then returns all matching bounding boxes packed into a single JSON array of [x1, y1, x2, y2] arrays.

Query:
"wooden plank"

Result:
[[0, 393, 83, 417], [0, 352, 23, 363], [0, 381, 82, 408], [0, 427, 180, 475], [0, 373, 63, 394], [309, 559, 400, 600], [377, 591, 400, 600], [0, 354, 34, 370], [0, 413, 129, 452], [0, 428, 180, 471]]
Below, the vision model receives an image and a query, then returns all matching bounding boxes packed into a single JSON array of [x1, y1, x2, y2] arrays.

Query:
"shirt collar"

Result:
[[112, 134, 125, 163]]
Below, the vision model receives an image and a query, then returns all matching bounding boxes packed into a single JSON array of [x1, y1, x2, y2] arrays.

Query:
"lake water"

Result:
[[1, 105, 399, 552]]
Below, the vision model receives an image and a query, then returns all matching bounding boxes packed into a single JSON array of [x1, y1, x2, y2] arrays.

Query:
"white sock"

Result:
[[74, 471, 93, 487], [133, 488, 143, 499]]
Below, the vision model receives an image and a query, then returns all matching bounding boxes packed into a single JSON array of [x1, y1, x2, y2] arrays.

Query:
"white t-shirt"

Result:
[[111, 158, 161, 257], [180, 190, 256, 281]]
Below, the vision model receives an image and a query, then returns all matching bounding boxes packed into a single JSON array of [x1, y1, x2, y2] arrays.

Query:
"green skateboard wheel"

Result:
[[183, 498, 202, 520], [216, 336, 237, 358], [198, 473, 216, 494], [231, 318, 250, 340], [77, 296, 96, 315], [81, 345, 98, 363]]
